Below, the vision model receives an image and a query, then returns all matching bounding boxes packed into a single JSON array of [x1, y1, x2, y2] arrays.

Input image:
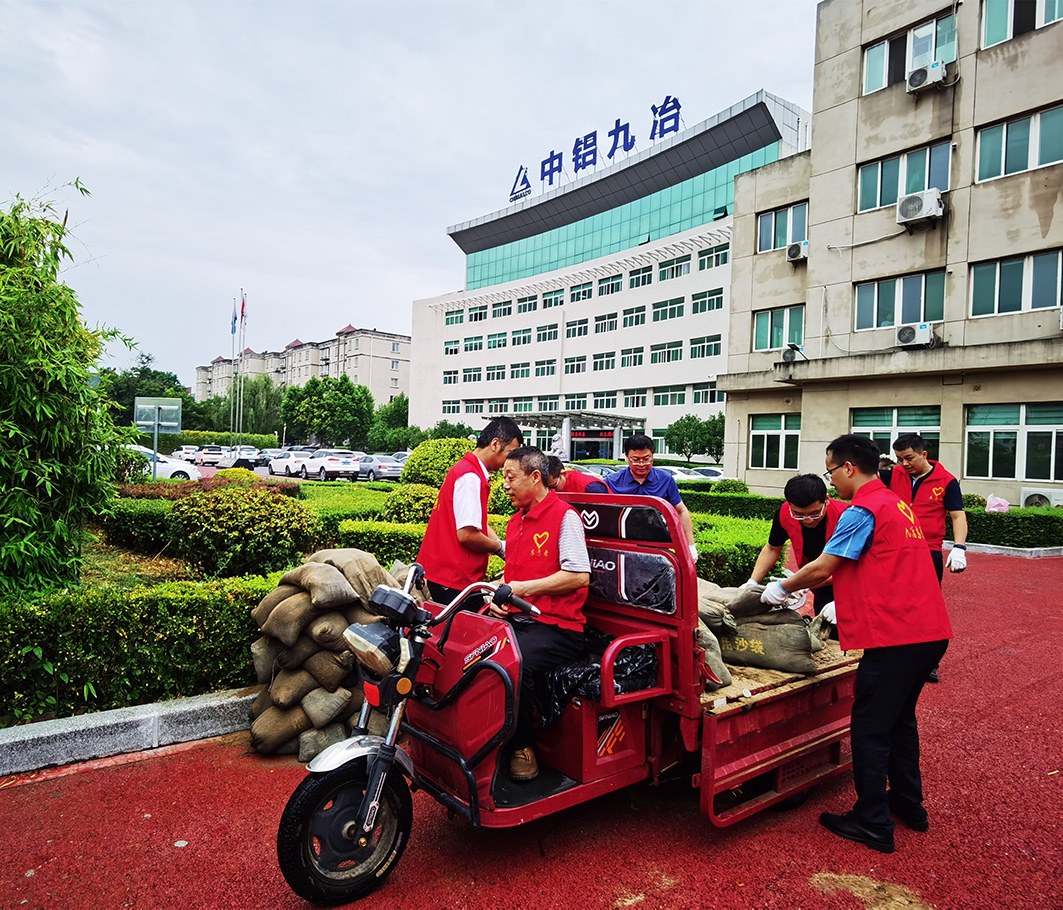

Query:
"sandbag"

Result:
[[280, 562, 356, 609], [277, 634, 320, 671], [250, 635, 283, 684], [305, 611, 351, 651], [251, 584, 302, 628], [696, 619, 733, 690], [270, 668, 319, 708], [310, 548, 398, 602], [304, 649, 357, 691], [390, 561, 427, 603], [248, 685, 274, 722], [697, 580, 738, 636], [261, 591, 317, 647], [301, 686, 353, 729], [342, 603, 379, 629], [298, 723, 348, 763], [250, 705, 312, 754], [719, 612, 816, 674]]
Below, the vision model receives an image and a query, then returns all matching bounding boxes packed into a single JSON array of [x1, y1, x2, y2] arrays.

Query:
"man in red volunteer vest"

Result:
[[417, 417, 523, 606], [884, 433, 968, 683], [761, 434, 952, 855], [486, 447, 590, 782], [545, 455, 609, 494], [746, 473, 848, 612]]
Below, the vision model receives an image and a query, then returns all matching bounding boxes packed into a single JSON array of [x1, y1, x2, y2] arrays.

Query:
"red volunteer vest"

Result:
[[417, 452, 490, 590], [831, 480, 953, 650], [887, 462, 957, 551], [777, 497, 848, 567], [504, 491, 587, 633], [561, 470, 600, 493]]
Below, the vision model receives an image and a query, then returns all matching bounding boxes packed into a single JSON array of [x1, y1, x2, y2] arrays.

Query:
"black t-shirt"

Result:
[[767, 511, 830, 563]]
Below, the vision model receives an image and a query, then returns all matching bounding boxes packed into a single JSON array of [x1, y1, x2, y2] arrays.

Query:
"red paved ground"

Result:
[[1, 553, 1060, 909]]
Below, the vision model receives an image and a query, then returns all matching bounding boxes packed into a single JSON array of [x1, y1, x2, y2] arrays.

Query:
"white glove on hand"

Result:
[[760, 580, 790, 606], [946, 547, 967, 572], [819, 601, 836, 624], [688, 544, 698, 562], [740, 577, 759, 588]]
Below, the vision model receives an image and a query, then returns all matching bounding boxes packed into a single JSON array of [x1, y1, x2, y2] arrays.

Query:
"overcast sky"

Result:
[[3, 0, 818, 389]]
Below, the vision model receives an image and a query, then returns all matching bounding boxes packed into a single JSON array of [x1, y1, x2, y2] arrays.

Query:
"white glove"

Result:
[[760, 580, 790, 606], [688, 544, 698, 561], [819, 601, 836, 624], [946, 547, 967, 572], [740, 577, 759, 588]]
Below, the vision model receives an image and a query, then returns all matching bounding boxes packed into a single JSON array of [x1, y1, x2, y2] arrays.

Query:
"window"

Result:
[[629, 266, 652, 288], [464, 335, 483, 352], [753, 305, 805, 350], [620, 346, 644, 368], [512, 327, 532, 346], [690, 334, 722, 358], [517, 294, 538, 314], [570, 282, 592, 303], [622, 305, 646, 328], [537, 323, 558, 342], [595, 312, 618, 333], [535, 359, 557, 377], [983, 0, 1062, 48], [486, 364, 506, 381], [488, 398, 509, 414], [863, 12, 957, 94], [543, 289, 564, 309], [650, 341, 683, 364], [758, 202, 808, 252], [594, 390, 617, 409], [855, 270, 946, 329], [658, 255, 691, 281], [442, 399, 460, 414], [492, 300, 512, 318], [692, 288, 724, 313], [564, 355, 587, 374], [487, 332, 507, 349], [565, 392, 587, 409], [966, 402, 1063, 480], [539, 395, 560, 412], [444, 340, 459, 356], [598, 274, 622, 296], [653, 385, 686, 406], [442, 370, 458, 385], [565, 318, 588, 338], [651, 429, 674, 455], [977, 105, 1063, 181], [469, 305, 487, 322], [445, 310, 464, 325], [624, 388, 647, 408], [510, 361, 530, 379], [392, 342, 400, 353], [513, 396, 533, 413], [390, 360, 399, 370], [852, 406, 941, 457], [750, 414, 801, 470], [592, 351, 616, 371], [462, 367, 482, 383], [858, 141, 951, 211], [698, 243, 730, 270], [465, 399, 484, 414], [692, 381, 724, 404], [652, 298, 684, 322], [971, 249, 1062, 316]]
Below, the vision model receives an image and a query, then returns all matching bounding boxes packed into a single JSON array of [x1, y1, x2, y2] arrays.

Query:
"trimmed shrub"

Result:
[[692, 514, 774, 587], [137, 430, 278, 452], [402, 438, 474, 487], [380, 484, 439, 524], [362, 481, 399, 494], [682, 491, 785, 521], [337, 520, 427, 566], [212, 467, 262, 486], [961, 507, 1063, 548], [100, 499, 174, 553], [489, 473, 516, 516], [168, 487, 319, 576], [710, 478, 750, 494], [962, 493, 988, 509], [118, 474, 299, 501], [299, 484, 392, 544]]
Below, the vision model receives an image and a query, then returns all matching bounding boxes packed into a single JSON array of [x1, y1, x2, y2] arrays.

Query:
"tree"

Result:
[[427, 420, 475, 440], [98, 352, 194, 426], [236, 374, 284, 436], [665, 415, 709, 463], [367, 394, 427, 452], [283, 376, 374, 447], [703, 413, 725, 463], [281, 378, 319, 444], [0, 186, 136, 594]]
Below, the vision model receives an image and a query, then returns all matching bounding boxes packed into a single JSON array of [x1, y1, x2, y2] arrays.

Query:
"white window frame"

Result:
[[690, 334, 722, 358], [620, 346, 644, 368], [512, 328, 532, 346], [442, 399, 460, 414], [749, 414, 801, 470], [692, 381, 724, 404], [486, 364, 506, 381], [593, 391, 618, 409], [653, 385, 686, 406], [692, 288, 724, 313], [444, 340, 459, 356], [623, 389, 647, 408], [492, 300, 512, 318], [757, 202, 808, 252], [982, 0, 1063, 48], [658, 255, 691, 282], [565, 318, 589, 338], [463, 335, 483, 352], [649, 341, 683, 364], [753, 305, 805, 351], [513, 396, 533, 413], [570, 282, 592, 303], [652, 298, 684, 322], [595, 312, 618, 333], [622, 305, 646, 328], [465, 399, 484, 414], [543, 289, 564, 309], [854, 270, 946, 330], [510, 362, 530, 379], [857, 141, 952, 212], [536, 323, 558, 342], [534, 359, 557, 377], [970, 249, 1063, 317], [965, 402, 1063, 481], [442, 370, 458, 385], [487, 332, 507, 349], [698, 243, 729, 270], [598, 274, 622, 296], [592, 351, 616, 371], [516, 295, 538, 314], [976, 105, 1063, 182], [563, 355, 587, 375], [564, 393, 587, 409], [462, 367, 482, 383], [539, 395, 560, 412], [445, 310, 464, 325], [468, 305, 488, 322], [629, 266, 652, 288]]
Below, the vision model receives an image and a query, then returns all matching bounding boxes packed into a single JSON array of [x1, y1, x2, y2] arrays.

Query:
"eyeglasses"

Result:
[[788, 504, 826, 523], [627, 455, 654, 465], [822, 464, 846, 483]]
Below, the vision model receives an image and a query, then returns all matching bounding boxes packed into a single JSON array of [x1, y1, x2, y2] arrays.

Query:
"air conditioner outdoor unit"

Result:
[[1020, 487, 1063, 509], [895, 323, 933, 346], [897, 188, 945, 226], [786, 241, 809, 263], [907, 61, 946, 93]]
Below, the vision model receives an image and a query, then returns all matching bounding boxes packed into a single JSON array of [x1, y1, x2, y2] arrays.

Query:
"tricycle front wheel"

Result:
[[277, 762, 413, 905]]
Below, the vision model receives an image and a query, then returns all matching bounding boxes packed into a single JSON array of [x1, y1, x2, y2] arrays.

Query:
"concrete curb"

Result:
[[0, 686, 262, 777], [945, 541, 1063, 558]]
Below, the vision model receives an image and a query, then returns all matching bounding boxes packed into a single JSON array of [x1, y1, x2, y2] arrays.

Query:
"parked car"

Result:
[[357, 454, 403, 481], [392, 451, 411, 463], [217, 445, 260, 470], [268, 451, 300, 476], [126, 445, 202, 481], [578, 463, 622, 478], [303, 449, 362, 481], [257, 448, 285, 467], [194, 445, 226, 465], [654, 465, 703, 480], [688, 466, 734, 481], [170, 445, 198, 462]]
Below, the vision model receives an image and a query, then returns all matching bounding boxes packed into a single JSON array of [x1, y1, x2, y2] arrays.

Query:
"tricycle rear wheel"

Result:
[[277, 762, 413, 905]]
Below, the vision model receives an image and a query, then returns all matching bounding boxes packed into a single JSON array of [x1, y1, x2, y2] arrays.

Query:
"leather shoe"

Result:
[[819, 811, 895, 853], [509, 746, 538, 781], [888, 792, 929, 832]]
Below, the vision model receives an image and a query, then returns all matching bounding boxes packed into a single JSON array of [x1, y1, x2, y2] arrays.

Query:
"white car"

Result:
[[126, 445, 201, 481], [268, 451, 302, 476], [688, 466, 734, 481], [170, 445, 199, 462], [654, 465, 703, 480]]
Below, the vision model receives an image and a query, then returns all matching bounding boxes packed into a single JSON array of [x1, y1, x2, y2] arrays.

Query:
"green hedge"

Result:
[[137, 430, 278, 452], [100, 499, 174, 553], [961, 507, 1063, 548], [337, 520, 428, 566], [692, 514, 774, 587], [0, 575, 276, 724], [682, 491, 785, 521]]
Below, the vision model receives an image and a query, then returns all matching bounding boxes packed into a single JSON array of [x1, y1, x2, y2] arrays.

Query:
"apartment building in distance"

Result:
[[721, 0, 1063, 507], [194, 325, 411, 406], [410, 91, 811, 459]]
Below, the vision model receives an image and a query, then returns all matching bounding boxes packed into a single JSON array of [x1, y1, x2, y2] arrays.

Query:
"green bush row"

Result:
[[137, 430, 279, 451], [0, 575, 276, 724], [682, 491, 785, 521], [960, 507, 1063, 548]]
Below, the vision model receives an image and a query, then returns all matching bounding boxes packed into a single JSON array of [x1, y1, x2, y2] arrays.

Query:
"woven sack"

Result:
[[301, 686, 353, 729], [305, 611, 351, 651], [280, 562, 356, 609], [310, 548, 397, 602], [695, 620, 733, 690], [298, 723, 348, 762], [719, 611, 816, 673], [251, 584, 302, 629], [277, 634, 320, 671], [250, 705, 312, 754], [261, 591, 317, 647], [248, 685, 274, 722], [270, 668, 318, 708], [304, 649, 357, 691], [250, 635, 283, 684]]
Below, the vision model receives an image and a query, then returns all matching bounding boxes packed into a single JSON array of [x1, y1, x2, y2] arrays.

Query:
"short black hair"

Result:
[[624, 434, 654, 454], [893, 433, 926, 453], [826, 434, 881, 475], [477, 417, 524, 449], [783, 473, 828, 507], [545, 455, 564, 483], [505, 445, 549, 482]]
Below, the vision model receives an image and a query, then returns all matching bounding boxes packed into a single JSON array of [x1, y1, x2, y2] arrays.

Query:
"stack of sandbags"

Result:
[[248, 549, 399, 761]]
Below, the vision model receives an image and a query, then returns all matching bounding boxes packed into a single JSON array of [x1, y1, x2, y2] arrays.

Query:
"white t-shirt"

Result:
[[452, 456, 489, 531]]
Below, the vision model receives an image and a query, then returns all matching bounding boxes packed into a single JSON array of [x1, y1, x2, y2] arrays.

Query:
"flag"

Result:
[[230, 301, 237, 335], [240, 292, 247, 324]]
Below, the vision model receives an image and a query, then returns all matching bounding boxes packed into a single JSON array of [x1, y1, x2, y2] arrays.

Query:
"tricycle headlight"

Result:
[[341, 622, 400, 676]]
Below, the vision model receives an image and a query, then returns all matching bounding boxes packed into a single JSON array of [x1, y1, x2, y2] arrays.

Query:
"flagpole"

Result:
[[238, 288, 247, 441], [229, 296, 236, 446]]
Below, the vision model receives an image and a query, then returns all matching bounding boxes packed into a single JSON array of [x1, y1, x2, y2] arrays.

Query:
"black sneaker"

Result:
[[819, 811, 895, 853]]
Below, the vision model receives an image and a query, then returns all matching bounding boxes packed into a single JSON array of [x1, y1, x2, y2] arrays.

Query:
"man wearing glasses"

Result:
[[760, 434, 952, 855], [604, 434, 698, 561], [746, 473, 848, 612]]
